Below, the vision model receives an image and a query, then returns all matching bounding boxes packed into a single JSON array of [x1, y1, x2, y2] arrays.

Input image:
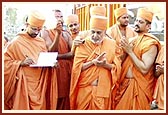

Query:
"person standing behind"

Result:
[[66, 14, 81, 40], [113, 8, 161, 110], [66, 6, 107, 55], [106, 7, 137, 63], [40, 9, 73, 110], [70, 15, 121, 110], [66, 14, 89, 55], [152, 46, 164, 110], [4, 10, 49, 110]]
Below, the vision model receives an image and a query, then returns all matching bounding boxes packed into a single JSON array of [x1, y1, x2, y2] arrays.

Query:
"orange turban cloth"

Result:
[[66, 14, 79, 25], [90, 15, 107, 30], [137, 8, 154, 22], [114, 7, 128, 19], [90, 6, 106, 16], [27, 10, 45, 28]]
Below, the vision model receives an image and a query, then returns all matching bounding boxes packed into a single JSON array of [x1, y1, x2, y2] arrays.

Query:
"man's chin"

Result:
[[72, 31, 79, 34], [31, 35, 38, 38], [122, 24, 128, 27], [90, 39, 103, 45]]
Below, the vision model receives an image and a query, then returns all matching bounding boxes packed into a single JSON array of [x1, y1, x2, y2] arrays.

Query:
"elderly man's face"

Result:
[[90, 29, 105, 44]]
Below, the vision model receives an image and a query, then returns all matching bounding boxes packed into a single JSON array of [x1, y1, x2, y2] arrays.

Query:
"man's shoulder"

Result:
[[62, 30, 71, 34], [62, 30, 71, 38], [107, 24, 117, 30], [62, 30, 72, 43], [104, 37, 116, 44], [127, 25, 134, 29], [144, 33, 160, 41]]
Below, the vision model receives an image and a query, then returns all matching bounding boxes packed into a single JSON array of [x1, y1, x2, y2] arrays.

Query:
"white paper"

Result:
[[30, 52, 58, 67]]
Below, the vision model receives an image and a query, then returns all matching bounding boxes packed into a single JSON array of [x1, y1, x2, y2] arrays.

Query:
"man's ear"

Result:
[[147, 23, 151, 30]]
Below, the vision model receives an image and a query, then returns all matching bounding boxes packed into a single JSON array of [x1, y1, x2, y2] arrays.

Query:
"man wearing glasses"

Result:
[[70, 15, 121, 110]]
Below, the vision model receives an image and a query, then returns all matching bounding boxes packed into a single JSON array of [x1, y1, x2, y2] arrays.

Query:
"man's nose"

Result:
[[34, 31, 39, 34], [73, 25, 76, 29]]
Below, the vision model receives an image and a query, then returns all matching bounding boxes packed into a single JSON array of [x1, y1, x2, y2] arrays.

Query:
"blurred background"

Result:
[[2, 2, 165, 43]]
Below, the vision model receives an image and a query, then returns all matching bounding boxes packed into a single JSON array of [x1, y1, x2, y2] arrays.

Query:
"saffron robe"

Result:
[[114, 33, 161, 110], [106, 24, 137, 63], [4, 32, 51, 110], [153, 46, 164, 110], [47, 29, 73, 109], [70, 37, 121, 110]]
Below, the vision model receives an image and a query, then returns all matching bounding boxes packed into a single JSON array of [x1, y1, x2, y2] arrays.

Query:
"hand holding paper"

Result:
[[30, 52, 58, 67]]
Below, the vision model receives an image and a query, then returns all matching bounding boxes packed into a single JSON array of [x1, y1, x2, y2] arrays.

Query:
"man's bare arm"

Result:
[[121, 38, 158, 74], [40, 30, 53, 50], [48, 30, 61, 52], [128, 45, 157, 74]]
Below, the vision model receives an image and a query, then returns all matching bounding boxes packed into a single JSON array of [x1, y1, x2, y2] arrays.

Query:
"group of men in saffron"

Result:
[[4, 5, 164, 110]]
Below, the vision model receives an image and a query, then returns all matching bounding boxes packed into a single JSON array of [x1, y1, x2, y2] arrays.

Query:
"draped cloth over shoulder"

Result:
[[113, 33, 161, 110], [106, 24, 137, 63], [70, 37, 121, 110], [70, 14, 121, 110], [153, 46, 164, 110], [4, 32, 50, 110], [47, 29, 73, 110]]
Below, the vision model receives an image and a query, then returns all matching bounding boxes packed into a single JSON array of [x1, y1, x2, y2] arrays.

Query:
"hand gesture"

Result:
[[55, 20, 63, 34], [92, 52, 107, 66], [73, 37, 85, 46], [120, 36, 133, 54]]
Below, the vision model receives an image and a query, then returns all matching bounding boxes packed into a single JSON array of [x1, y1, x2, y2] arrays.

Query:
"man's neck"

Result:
[[118, 24, 127, 37], [118, 24, 126, 31], [71, 33, 79, 39]]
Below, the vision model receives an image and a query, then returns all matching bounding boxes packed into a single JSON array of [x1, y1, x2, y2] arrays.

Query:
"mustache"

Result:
[[72, 28, 77, 31], [32, 34, 38, 36], [134, 25, 140, 28]]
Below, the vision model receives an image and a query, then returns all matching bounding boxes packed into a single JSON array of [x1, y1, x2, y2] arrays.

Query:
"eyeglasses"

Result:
[[91, 30, 102, 35], [68, 23, 78, 28]]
